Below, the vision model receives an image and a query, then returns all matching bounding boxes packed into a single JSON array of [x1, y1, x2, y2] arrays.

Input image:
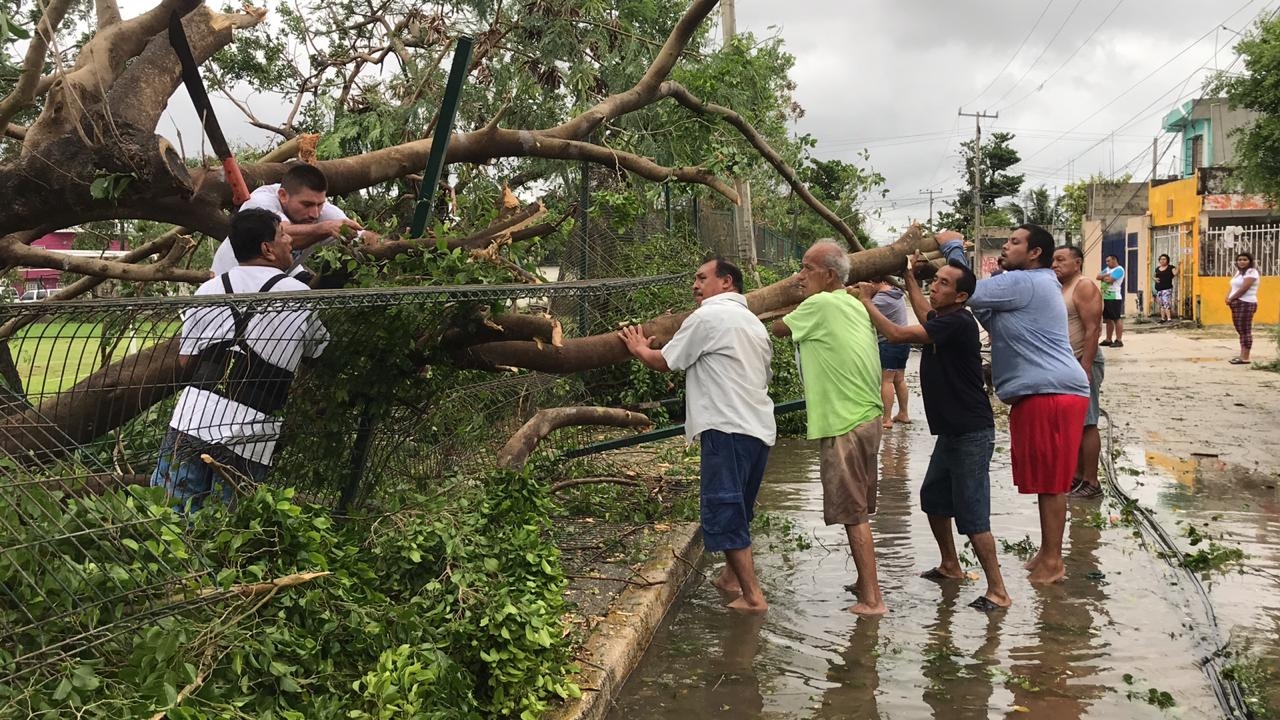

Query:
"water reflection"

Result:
[[817, 617, 881, 719], [920, 582, 998, 719], [1004, 507, 1108, 719], [608, 420, 1243, 720]]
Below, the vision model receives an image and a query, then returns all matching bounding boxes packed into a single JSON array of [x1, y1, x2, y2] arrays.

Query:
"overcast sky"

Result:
[[735, 0, 1273, 241], [157, 0, 1275, 244]]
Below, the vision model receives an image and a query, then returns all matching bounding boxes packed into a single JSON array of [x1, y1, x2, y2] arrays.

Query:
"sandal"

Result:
[[968, 596, 1008, 613], [1229, 358, 1249, 365]]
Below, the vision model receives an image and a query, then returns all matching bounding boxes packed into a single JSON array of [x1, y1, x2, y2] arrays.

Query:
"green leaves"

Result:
[[89, 173, 135, 202]]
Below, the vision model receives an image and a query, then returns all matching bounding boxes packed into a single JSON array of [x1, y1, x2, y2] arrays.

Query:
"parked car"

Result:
[[19, 288, 54, 302]]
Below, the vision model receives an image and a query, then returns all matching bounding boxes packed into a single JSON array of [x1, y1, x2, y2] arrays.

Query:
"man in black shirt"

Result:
[[853, 253, 1011, 612]]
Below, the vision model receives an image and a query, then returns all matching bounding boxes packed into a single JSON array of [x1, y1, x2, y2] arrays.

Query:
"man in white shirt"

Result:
[[211, 163, 379, 278], [153, 208, 330, 511], [618, 256, 776, 612]]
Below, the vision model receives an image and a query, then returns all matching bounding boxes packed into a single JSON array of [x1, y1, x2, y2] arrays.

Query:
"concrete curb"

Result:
[[548, 521, 704, 720]]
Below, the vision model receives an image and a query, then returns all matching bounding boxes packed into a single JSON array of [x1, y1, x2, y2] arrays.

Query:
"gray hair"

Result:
[[812, 240, 851, 283]]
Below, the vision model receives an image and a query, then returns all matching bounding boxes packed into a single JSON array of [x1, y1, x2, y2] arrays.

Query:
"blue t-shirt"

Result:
[[940, 241, 1089, 403]]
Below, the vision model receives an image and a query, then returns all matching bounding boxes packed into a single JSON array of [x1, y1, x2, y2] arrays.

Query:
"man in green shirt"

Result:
[[772, 240, 887, 616]]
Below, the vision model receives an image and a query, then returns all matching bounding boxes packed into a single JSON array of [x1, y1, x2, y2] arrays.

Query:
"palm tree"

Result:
[[1005, 185, 1063, 228]]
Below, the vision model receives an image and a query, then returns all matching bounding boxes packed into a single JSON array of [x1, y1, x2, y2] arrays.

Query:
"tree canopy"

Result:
[[0, 0, 873, 296], [937, 131, 1024, 234], [1212, 13, 1280, 199]]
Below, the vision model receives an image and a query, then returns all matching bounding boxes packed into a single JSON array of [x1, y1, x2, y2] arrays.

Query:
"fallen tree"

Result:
[[0, 227, 937, 462]]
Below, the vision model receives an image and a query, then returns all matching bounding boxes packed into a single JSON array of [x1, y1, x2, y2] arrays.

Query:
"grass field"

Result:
[[11, 319, 179, 399]]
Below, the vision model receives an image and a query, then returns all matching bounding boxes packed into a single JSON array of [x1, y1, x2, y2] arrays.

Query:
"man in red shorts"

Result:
[[938, 225, 1090, 584]]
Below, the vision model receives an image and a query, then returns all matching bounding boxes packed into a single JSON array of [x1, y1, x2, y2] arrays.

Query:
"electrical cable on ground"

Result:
[[1098, 408, 1251, 720]]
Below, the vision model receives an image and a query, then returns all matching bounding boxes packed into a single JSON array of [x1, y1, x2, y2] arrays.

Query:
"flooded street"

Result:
[[608, 371, 1280, 718]]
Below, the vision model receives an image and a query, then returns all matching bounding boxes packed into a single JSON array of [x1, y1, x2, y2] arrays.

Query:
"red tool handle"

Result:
[[222, 157, 251, 206]]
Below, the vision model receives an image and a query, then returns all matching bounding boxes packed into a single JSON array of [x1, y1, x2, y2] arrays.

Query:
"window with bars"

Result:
[[1200, 223, 1280, 276]]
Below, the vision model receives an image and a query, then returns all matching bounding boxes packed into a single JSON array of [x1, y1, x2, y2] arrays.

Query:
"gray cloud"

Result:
[[736, 0, 1270, 240]]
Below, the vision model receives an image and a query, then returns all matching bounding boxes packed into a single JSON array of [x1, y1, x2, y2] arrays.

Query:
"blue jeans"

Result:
[[150, 428, 269, 513], [878, 340, 910, 371], [920, 427, 994, 535], [699, 430, 770, 552]]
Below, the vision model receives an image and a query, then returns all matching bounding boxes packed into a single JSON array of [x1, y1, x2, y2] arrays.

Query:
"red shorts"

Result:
[[1009, 394, 1090, 495]]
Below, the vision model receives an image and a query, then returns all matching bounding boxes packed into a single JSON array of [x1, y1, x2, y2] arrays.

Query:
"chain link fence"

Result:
[[0, 275, 689, 688]]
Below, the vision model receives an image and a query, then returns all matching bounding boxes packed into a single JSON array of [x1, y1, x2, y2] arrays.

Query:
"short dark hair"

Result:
[[1056, 245, 1084, 262], [945, 259, 977, 299], [1158, 253, 1171, 263], [1017, 223, 1055, 268], [1105, 254, 1119, 262], [230, 208, 282, 262], [702, 253, 744, 292], [1236, 252, 1255, 271], [280, 163, 328, 195]]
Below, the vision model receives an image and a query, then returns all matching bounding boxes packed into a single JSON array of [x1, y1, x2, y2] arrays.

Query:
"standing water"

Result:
[[607, 391, 1266, 719]]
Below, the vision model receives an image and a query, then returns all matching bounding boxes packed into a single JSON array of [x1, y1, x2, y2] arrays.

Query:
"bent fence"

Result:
[[0, 275, 686, 694]]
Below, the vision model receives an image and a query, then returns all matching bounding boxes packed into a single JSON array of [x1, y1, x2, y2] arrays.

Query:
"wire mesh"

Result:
[[0, 273, 685, 686]]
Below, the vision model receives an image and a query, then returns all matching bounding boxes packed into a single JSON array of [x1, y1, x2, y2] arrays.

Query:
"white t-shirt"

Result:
[[660, 293, 776, 446], [1230, 268, 1261, 303], [211, 183, 350, 276], [169, 265, 330, 465]]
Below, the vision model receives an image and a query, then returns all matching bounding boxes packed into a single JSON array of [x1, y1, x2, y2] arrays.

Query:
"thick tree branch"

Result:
[[222, 129, 737, 210], [96, 0, 123, 29], [662, 80, 864, 250], [26, 0, 204, 147], [544, 0, 720, 141], [497, 407, 652, 471], [458, 227, 936, 373], [4, 123, 27, 141], [0, 228, 188, 340], [0, 234, 207, 284], [109, 4, 268, 133], [0, 0, 78, 130]]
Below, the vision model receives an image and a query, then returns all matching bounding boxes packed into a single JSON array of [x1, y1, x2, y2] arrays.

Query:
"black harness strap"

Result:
[[192, 272, 296, 415]]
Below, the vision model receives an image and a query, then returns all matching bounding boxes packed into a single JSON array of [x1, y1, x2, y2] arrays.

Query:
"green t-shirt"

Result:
[[783, 291, 883, 439]]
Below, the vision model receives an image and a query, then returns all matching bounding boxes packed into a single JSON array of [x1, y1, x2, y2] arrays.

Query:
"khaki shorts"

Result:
[[819, 419, 883, 526]]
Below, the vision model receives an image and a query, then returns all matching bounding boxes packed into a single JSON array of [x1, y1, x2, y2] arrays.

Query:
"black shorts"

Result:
[[1102, 299, 1123, 321]]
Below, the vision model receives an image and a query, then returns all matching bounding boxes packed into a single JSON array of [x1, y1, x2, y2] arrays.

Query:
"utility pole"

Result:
[[722, 0, 757, 271], [918, 188, 943, 228], [1152, 137, 1159, 180], [958, 109, 998, 246]]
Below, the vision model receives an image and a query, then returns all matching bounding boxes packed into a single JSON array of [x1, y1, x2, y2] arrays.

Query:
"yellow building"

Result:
[[1146, 170, 1278, 326]]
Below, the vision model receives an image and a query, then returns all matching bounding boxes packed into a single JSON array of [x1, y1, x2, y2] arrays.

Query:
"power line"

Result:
[[962, 0, 1058, 108], [994, 0, 1128, 113], [1016, 0, 1267, 169], [988, 0, 1086, 108]]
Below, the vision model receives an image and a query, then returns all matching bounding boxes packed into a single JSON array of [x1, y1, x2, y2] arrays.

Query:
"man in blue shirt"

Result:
[[940, 225, 1090, 585]]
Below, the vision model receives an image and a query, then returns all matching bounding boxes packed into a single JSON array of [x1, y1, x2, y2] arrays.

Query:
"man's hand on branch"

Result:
[[617, 325, 656, 357], [936, 229, 974, 251], [317, 218, 364, 239], [849, 282, 878, 302]]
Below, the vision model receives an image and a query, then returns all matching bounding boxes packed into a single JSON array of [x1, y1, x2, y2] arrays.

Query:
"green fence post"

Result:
[[409, 36, 475, 238]]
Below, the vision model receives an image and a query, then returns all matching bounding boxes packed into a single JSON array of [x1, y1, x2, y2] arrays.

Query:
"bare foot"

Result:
[[727, 595, 768, 613], [846, 601, 887, 616], [1023, 551, 1044, 571], [1028, 563, 1066, 585], [712, 571, 742, 596], [881, 419, 893, 430], [892, 415, 911, 424]]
